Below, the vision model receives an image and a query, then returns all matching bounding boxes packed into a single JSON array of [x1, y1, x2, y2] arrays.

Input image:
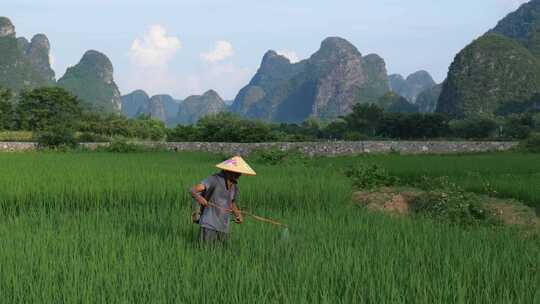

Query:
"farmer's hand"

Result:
[[199, 199, 209, 208], [234, 213, 243, 224]]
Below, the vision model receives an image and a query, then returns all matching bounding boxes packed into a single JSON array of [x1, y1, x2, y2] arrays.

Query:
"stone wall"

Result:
[[164, 141, 518, 156], [0, 141, 518, 155], [0, 142, 37, 151]]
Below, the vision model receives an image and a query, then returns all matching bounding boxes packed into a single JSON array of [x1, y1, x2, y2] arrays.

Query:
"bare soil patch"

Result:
[[353, 187, 539, 233]]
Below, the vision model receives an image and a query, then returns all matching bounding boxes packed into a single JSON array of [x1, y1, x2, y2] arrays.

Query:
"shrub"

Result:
[[503, 114, 533, 139], [343, 131, 367, 141], [17, 87, 82, 131], [36, 128, 78, 149], [345, 164, 399, 189], [166, 125, 200, 142], [520, 133, 540, 153], [250, 148, 305, 165], [450, 117, 498, 139], [76, 132, 110, 143], [0, 88, 14, 130], [101, 139, 145, 153], [410, 190, 499, 227]]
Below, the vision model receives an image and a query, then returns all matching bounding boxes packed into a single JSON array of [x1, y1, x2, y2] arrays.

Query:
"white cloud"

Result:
[[123, 33, 250, 100], [123, 62, 252, 100], [129, 25, 181, 68], [200, 40, 234, 63], [184, 62, 252, 99], [49, 52, 55, 68], [277, 50, 300, 63]]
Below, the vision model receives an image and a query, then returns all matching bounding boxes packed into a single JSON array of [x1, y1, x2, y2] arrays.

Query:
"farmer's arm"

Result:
[[231, 200, 243, 224], [190, 184, 209, 207]]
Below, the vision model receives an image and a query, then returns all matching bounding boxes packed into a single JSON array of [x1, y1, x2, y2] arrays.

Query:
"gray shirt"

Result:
[[198, 172, 239, 233]]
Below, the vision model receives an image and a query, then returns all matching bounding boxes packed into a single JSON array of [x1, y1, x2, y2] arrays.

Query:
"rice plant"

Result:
[[0, 152, 538, 303]]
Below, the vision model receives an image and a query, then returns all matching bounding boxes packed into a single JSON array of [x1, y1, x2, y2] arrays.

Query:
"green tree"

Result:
[[166, 125, 200, 142], [503, 114, 533, 139], [450, 117, 499, 139], [196, 112, 277, 143], [0, 88, 13, 130], [321, 119, 348, 140], [17, 87, 82, 131], [130, 116, 166, 141], [343, 103, 384, 137]]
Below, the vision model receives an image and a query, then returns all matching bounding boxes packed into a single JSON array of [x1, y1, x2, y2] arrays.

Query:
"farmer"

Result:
[[190, 156, 256, 244]]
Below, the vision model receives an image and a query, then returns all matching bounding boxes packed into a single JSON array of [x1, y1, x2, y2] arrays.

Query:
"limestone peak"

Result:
[[0, 17, 15, 38]]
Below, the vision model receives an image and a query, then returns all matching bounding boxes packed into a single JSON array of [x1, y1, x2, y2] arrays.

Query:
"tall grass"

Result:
[[0, 152, 538, 303], [312, 153, 540, 212]]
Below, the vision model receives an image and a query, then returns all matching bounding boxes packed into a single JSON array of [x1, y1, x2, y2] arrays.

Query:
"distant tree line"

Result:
[[1, 86, 540, 146], [168, 103, 540, 142]]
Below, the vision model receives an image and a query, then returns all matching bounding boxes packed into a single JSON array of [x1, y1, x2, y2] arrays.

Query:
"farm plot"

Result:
[[0, 152, 538, 303]]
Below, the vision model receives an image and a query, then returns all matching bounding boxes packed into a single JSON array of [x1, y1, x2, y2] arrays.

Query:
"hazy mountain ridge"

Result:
[[176, 90, 227, 125], [232, 37, 390, 123], [416, 84, 442, 113], [388, 71, 436, 104], [122, 89, 225, 125]]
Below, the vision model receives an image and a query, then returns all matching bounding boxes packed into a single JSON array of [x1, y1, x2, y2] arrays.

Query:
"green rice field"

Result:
[[0, 152, 538, 303]]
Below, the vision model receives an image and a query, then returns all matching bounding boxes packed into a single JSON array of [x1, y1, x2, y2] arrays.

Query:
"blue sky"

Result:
[[3, 0, 528, 100]]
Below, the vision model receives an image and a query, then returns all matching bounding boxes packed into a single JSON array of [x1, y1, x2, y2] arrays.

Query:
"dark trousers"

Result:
[[199, 227, 229, 245]]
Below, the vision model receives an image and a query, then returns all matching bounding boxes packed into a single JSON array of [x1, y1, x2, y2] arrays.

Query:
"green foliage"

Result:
[[0, 87, 13, 130], [502, 114, 533, 139], [320, 119, 348, 140], [410, 190, 499, 227], [166, 124, 200, 142], [131, 116, 167, 141], [495, 94, 540, 116], [450, 117, 498, 139], [343, 103, 383, 137], [250, 148, 305, 165], [17, 87, 82, 131], [345, 164, 399, 189], [35, 127, 78, 149], [378, 113, 449, 139], [343, 131, 367, 141], [520, 133, 540, 153], [101, 139, 145, 153], [192, 112, 277, 143], [274, 121, 321, 141], [76, 132, 110, 143], [79, 113, 166, 141], [407, 176, 501, 227]]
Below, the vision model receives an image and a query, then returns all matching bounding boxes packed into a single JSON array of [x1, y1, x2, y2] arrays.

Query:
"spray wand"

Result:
[[204, 201, 290, 239]]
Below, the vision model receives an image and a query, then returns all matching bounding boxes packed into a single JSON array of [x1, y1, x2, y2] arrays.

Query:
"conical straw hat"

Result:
[[216, 156, 256, 176]]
